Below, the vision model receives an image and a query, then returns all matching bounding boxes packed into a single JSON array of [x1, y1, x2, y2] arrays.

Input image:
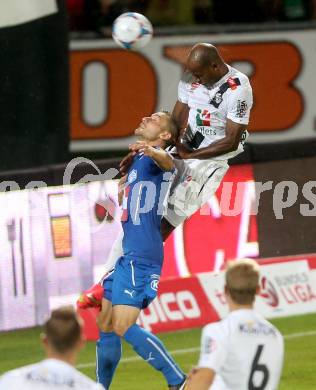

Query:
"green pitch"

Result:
[[1, 313, 316, 389]]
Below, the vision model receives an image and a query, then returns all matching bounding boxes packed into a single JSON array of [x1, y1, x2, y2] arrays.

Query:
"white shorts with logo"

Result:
[[164, 158, 229, 227]]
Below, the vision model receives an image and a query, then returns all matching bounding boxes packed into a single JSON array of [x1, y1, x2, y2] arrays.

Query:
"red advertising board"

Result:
[[79, 254, 316, 340], [78, 276, 220, 340], [138, 276, 220, 333], [162, 164, 258, 278]]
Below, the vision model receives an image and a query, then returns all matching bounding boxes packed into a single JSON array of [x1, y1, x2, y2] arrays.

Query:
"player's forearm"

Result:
[[189, 138, 237, 159], [151, 149, 174, 171], [176, 136, 237, 160], [172, 100, 189, 138]]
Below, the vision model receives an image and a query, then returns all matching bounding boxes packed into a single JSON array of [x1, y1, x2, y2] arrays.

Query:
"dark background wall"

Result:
[[254, 156, 316, 258], [0, 0, 69, 171]]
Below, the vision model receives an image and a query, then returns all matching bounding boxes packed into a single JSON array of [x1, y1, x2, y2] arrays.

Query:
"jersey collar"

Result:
[[206, 64, 233, 90]]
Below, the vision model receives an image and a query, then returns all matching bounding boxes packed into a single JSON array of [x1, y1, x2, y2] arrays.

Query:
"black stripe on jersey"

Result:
[[187, 130, 205, 149], [198, 167, 221, 197], [210, 77, 241, 108]]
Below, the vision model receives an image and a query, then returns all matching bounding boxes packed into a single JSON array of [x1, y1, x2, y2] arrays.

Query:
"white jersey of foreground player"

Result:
[[179, 64, 253, 161], [0, 358, 104, 390], [199, 309, 284, 390], [163, 64, 253, 227]]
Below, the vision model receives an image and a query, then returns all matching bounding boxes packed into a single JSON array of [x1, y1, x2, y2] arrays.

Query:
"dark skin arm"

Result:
[[176, 119, 247, 159], [172, 100, 190, 140], [119, 151, 135, 175]]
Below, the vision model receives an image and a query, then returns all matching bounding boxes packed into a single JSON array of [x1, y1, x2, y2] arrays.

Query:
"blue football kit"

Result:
[[97, 151, 186, 390], [104, 152, 173, 309]]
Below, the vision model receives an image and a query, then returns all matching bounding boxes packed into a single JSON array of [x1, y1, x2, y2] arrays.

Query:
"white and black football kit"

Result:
[[198, 309, 284, 390], [0, 358, 104, 390], [165, 65, 253, 227]]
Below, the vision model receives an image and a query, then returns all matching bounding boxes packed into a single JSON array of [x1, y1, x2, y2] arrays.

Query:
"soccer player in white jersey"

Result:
[[162, 42, 253, 234], [186, 259, 284, 390], [0, 307, 103, 390]]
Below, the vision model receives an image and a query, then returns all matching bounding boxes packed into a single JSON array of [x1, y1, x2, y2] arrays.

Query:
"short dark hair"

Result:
[[44, 307, 82, 353]]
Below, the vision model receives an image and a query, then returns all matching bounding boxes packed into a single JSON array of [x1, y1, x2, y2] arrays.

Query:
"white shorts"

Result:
[[164, 158, 229, 227]]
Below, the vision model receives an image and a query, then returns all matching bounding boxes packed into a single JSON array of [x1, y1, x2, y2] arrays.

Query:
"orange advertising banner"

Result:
[[70, 30, 315, 151]]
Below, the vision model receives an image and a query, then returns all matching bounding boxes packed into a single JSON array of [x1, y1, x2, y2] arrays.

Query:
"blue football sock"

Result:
[[123, 324, 185, 386], [96, 331, 122, 389]]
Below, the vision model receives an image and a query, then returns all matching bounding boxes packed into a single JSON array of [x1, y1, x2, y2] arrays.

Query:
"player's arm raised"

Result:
[[185, 367, 215, 390], [176, 119, 246, 159], [129, 141, 174, 171]]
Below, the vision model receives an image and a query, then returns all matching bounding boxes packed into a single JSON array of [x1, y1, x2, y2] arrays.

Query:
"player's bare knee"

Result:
[[112, 319, 129, 337], [96, 298, 113, 332], [96, 315, 113, 333]]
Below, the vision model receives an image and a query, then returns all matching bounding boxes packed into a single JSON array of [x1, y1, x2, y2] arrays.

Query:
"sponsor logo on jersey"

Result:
[[236, 100, 248, 118], [196, 109, 211, 127], [124, 289, 135, 298], [209, 77, 241, 108], [209, 90, 224, 108], [151, 279, 159, 291], [239, 321, 277, 336], [26, 371, 76, 387], [128, 169, 137, 184], [227, 77, 238, 90], [198, 128, 217, 136], [179, 175, 192, 187], [211, 91, 223, 106], [190, 82, 200, 92], [205, 336, 217, 354]]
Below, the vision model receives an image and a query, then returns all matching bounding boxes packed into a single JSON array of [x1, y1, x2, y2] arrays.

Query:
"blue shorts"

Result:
[[102, 256, 162, 309]]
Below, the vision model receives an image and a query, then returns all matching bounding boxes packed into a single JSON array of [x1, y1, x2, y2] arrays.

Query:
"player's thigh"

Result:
[[96, 298, 113, 332], [165, 160, 229, 227], [112, 304, 140, 336]]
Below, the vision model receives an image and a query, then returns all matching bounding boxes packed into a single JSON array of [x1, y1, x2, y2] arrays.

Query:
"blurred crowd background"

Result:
[[67, 0, 316, 33]]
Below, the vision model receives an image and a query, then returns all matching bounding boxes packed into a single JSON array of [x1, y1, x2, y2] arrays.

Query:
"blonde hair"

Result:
[[225, 258, 260, 305], [161, 110, 178, 146]]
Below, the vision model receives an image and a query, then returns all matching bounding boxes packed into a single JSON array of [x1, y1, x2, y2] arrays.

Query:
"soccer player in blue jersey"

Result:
[[95, 111, 186, 390]]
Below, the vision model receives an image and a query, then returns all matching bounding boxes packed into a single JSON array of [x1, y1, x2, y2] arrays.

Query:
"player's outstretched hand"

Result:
[[129, 141, 155, 157], [119, 151, 136, 175]]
